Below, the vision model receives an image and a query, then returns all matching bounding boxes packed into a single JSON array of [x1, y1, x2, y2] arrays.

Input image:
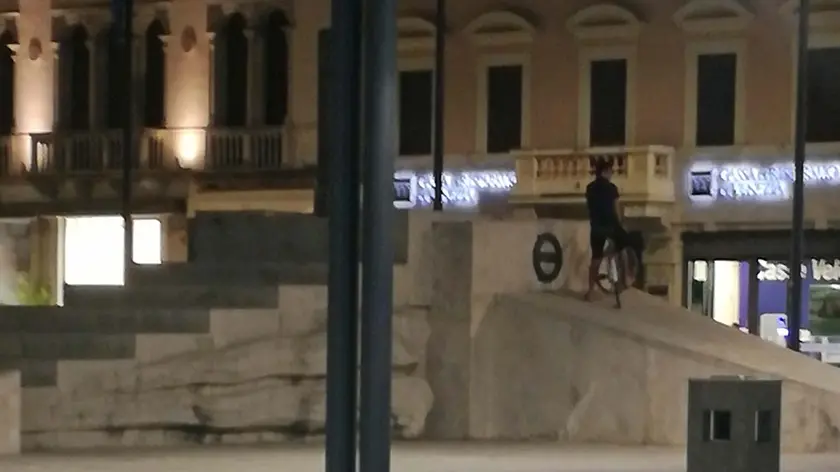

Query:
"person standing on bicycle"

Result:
[[584, 159, 632, 301]]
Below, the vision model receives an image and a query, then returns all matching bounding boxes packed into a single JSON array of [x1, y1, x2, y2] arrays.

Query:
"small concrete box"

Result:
[[686, 376, 781, 472]]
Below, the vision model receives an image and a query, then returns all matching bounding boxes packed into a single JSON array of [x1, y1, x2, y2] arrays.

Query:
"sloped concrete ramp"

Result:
[[468, 289, 840, 453]]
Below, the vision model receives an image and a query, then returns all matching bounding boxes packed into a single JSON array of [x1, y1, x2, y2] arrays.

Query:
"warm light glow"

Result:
[[174, 129, 204, 168], [64, 217, 162, 286]]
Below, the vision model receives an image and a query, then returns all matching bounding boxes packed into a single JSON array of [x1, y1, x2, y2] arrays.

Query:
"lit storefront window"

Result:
[[64, 217, 162, 286]]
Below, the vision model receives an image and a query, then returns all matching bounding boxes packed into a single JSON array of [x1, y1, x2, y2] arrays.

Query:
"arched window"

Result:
[[144, 19, 166, 127], [61, 25, 90, 130], [0, 30, 15, 135], [216, 13, 248, 127], [263, 10, 288, 126]]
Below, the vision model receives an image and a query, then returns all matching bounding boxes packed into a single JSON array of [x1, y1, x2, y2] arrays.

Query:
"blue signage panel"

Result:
[[392, 169, 516, 209], [688, 162, 840, 202]]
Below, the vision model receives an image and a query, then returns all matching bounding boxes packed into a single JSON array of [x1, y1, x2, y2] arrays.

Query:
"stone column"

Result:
[[16, 0, 55, 134]]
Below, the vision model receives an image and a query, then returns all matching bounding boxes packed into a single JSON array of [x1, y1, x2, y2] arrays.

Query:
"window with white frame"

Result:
[[589, 58, 627, 147], [485, 62, 524, 153], [695, 53, 737, 146], [781, 0, 840, 142], [398, 67, 433, 156], [397, 18, 436, 156], [806, 47, 840, 142], [465, 11, 534, 154], [568, 4, 641, 148], [674, 0, 753, 147]]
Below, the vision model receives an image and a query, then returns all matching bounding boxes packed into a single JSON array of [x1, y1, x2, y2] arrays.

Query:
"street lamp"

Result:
[[432, 0, 446, 211], [112, 0, 134, 275], [789, 0, 810, 352]]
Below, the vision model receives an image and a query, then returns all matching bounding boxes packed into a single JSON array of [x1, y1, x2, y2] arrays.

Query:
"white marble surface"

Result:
[[0, 443, 837, 472]]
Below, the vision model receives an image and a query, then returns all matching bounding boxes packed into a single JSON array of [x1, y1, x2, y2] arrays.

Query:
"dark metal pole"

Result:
[[325, 0, 363, 471], [359, 0, 397, 468], [119, 0, 134, 275], [432, 0, 446, 211], [789, 0, 810, 352]]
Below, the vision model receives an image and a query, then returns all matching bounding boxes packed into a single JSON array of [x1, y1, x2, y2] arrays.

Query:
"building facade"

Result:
[[0, 0, 839, 329]]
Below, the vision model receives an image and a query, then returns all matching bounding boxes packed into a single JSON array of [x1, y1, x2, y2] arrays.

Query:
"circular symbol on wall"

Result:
[[532, 232, 563, 283]]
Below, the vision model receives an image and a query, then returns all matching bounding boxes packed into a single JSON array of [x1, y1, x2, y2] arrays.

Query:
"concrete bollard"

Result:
[[686, 376, 781, 472]]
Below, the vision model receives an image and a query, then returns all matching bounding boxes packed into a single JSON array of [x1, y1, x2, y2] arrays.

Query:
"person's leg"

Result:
[[586, 230, 606, 299], [612, 226, 634, 288]]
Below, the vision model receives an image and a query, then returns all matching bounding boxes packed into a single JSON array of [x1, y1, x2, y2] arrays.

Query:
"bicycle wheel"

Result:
[[595, 241, 618, 294], [613, 252, 624, 308], [620, 247, 640, 289]]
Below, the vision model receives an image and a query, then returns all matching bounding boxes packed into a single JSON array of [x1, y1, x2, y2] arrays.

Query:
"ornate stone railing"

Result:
[[511, 145, 676, 204], [6, 126, 292, 176], [205, 126, 288, 171]]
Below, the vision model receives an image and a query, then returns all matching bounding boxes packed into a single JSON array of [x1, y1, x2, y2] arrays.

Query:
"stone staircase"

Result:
[[1, 210, 434, 451], [3, 282, 329, 389]]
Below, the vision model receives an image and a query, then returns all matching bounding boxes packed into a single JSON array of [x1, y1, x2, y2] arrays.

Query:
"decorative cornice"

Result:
[[567, 3, 642, 41], [674, 0, 754, 34], [464, 10, 536, 47]]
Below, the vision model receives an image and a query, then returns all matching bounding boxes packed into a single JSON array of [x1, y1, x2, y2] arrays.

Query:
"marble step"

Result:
[[0, 334, 136, 362], [63, 284, 280, 308], [126, 262, 328, 286], [0, 307, 211, 334]]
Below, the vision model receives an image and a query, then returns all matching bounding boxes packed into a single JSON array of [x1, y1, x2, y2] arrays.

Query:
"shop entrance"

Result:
[[682, 230, 840, 336]]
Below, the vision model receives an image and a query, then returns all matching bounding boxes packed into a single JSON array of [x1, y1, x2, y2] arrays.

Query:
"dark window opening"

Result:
[[486, 65, 523, 153], [696, 53, 737, 146], [399, 69, 433, 156], [106, 27, 125, 129], [0, 30, 14, 135], [264, 11, 289, 126], [807, 47, 840, 142], [144, 20, 166, 128], [61, 26, 90, 130], [216, 13, 248, 127], [589, 59, 627, 147]]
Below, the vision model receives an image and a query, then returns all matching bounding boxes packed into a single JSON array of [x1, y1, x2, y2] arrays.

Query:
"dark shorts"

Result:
[[590, 224, 630, 259]]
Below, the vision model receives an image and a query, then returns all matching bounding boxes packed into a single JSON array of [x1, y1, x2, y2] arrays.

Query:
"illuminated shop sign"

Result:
[[688, 162, 840, 202], [392, 170, 517, 209], [757, 259, 840, 282]]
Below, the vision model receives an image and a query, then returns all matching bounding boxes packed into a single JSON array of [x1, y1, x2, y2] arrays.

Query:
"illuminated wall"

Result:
[[166, 1, 210, 168]]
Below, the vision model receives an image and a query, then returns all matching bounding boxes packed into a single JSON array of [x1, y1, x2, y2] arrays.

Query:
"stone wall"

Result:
[[23, 309, 433, 450], [0, 370, 21, 455], [187, 211, 410, 264], [410, 216, 589, 438]]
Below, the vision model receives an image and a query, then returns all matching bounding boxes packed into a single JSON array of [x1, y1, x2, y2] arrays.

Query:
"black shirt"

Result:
[[586, 176, 620, 228]]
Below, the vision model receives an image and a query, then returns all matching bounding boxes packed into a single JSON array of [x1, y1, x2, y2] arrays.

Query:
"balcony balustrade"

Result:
[[205, 127, 287, 171], [0, 126, 293, 177], [511, 145, 676, 205]]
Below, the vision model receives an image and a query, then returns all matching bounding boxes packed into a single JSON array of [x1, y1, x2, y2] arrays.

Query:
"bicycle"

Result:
[[596, 239, 639, 309]]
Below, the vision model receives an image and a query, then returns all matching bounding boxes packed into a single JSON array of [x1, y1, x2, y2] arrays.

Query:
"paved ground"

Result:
[[0, 443, 839, 472]]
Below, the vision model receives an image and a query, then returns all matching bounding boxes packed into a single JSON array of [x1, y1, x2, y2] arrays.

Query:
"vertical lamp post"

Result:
[[324, 1, 362, 472], [358, 0, 397, 470], [789, 0, 810, 352], [432, 0, 446, 211], [113, 0, 134, 276]]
